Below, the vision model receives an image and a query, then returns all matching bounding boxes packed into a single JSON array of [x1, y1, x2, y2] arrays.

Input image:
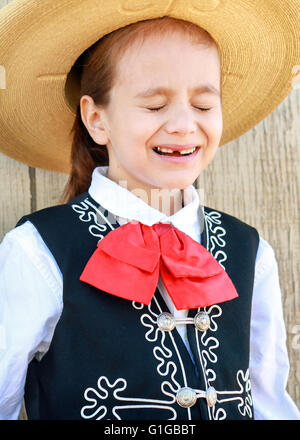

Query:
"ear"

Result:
[[80, 95, 109, 145]]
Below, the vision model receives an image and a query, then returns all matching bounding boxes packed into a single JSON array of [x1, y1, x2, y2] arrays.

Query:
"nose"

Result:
[[164, 107, 198, 136]]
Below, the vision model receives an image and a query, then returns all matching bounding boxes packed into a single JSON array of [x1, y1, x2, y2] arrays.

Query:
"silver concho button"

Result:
[[206, 386, 217, 407], [157, 312, 176, 331], [176, 387, 197, 408], [194, 311, 210, 331]]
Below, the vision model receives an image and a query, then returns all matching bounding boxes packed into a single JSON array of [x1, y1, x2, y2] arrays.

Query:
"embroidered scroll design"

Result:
[[81, 297, 186, 420], [193, 209, 253, 419], [204, 210, 227, 269], [195, 306, 253, 420], [81, 376, 176, 420], [71, 196, 115, 240], [216, 369, 253, 419], [132, 295, 193, 419]]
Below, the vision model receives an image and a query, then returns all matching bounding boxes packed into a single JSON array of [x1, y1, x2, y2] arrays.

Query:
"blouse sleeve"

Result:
[[249, 236, 300, 420], [0, 221, 63, 420]]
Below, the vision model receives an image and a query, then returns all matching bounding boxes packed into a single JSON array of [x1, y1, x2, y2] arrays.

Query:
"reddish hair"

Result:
[[61, 17, 217, 203]]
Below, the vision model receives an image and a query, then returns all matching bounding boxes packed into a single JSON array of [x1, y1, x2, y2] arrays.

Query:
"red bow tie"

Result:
[[80, 221, 238, 310]]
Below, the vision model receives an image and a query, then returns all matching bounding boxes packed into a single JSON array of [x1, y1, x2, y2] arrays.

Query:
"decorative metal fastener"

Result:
[[157, 312, 176, 331], [194, 311, 210, 332]]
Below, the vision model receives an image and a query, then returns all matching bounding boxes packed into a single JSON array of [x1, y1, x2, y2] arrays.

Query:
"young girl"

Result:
[[0, 0, 299, 420]]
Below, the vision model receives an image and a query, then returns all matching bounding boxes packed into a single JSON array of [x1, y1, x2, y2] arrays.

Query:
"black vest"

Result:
[[16, 192, 259, 420]]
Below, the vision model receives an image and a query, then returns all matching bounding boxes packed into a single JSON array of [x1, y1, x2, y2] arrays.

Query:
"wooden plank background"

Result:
[[0, 0, 299, 419]]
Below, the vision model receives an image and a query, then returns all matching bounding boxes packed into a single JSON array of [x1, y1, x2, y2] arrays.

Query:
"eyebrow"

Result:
[[134, 84, 220, 99]]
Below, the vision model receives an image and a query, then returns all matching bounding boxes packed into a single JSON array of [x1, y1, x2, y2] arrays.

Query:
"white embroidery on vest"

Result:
[[133, 295, 194, 420], [216, 369, 253, 418], [204, 211, 227, 269], [81, 376, 177, 420], [71, 197, 114, 240], [191, 209, 253, 420]]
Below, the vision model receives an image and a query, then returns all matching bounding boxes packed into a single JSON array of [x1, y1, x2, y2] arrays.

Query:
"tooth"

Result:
[[157, 147, 174, 153], [180, 147, 196, 155], [160, 148, 173, 153]]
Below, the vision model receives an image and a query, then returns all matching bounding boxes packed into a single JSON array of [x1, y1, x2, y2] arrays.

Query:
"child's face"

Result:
[[95, 32, 222, 193]]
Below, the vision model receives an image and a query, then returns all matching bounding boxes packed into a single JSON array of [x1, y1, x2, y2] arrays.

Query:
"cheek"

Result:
[[127, 122, 158, 152], [206, 113, 223, 142]]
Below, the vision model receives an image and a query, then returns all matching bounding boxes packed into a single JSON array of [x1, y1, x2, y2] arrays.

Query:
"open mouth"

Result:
[[152, 146, 199, 156]]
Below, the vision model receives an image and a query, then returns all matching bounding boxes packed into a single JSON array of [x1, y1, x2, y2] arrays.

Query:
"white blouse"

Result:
[[0, 166, 299, 420]]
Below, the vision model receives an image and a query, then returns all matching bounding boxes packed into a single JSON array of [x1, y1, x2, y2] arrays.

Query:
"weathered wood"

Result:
[[0, 155, 31, 239], [35, 168, 68, 210], [0, 0, 299, 419]]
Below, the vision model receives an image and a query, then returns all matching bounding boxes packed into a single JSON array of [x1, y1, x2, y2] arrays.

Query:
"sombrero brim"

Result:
[[0, 0, 299, 173]]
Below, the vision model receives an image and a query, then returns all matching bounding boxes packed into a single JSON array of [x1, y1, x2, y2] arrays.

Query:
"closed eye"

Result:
[[193, 106, 212, 112], [147, 106, 212, 112], [147, 106, 164, 111]]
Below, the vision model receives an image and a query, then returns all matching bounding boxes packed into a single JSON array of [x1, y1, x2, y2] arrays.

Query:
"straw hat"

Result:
[[0, 0, 299, 174]]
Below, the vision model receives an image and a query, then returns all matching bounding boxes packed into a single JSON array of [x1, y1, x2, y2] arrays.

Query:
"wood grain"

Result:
[[0, 155, 31, 238], [0, 0, 299, 419]]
